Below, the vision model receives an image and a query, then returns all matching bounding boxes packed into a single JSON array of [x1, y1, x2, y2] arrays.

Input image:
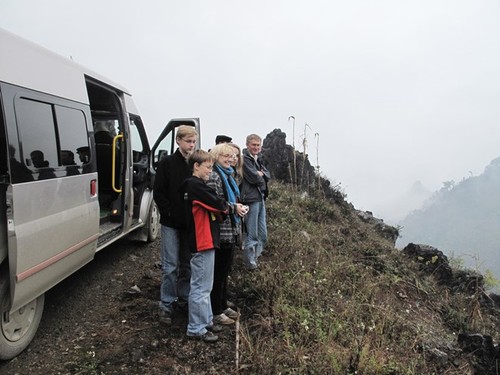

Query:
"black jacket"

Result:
[[239, 149, 270, 204], [153, 148, 191, 228]]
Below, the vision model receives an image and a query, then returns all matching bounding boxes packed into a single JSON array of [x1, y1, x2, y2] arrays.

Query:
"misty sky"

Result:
[[2, 0, 499, 222]]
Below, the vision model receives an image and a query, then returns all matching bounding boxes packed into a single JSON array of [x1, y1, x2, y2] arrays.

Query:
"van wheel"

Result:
[[147, 201, 160, 242], [0, 294, 45, 360]]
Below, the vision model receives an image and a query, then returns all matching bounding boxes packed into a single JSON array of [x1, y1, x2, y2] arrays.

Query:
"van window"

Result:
[[15, 98, 89, 180], [55, 106, 89, 173], [153, 131, 174, 166], [16, 99, 58, 177], [130, 118, 144, 154]]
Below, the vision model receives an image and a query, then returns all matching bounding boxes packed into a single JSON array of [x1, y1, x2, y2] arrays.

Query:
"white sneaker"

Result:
[[223, 307, 240, 319], [213, 313, 235, 325]]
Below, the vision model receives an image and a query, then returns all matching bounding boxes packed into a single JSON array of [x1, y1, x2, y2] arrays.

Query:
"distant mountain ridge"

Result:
[[397, 156, 500, 281]]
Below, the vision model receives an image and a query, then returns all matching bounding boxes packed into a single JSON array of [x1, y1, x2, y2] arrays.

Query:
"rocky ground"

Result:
[[0, 238, 240, 375]]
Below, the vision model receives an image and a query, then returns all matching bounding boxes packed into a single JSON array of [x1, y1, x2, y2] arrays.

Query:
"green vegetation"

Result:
[[233, 181, 499, 374]]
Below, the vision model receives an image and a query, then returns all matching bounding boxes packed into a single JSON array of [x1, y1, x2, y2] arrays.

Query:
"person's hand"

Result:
[[236, 203, 249, 217]]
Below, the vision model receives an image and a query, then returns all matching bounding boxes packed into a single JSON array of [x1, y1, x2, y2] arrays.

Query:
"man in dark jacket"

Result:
[[240, 134, 271, 270], [153, 125, 198, 323]]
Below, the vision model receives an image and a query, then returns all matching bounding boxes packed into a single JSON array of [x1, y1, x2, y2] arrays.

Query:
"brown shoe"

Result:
[[213, 313, 235, 325]]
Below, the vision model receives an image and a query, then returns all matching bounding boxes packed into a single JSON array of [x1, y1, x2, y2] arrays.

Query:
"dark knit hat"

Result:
[[215, 135, 232, 144]]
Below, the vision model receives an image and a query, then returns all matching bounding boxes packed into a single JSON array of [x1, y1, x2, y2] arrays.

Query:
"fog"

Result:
[[2, 0, 500, 221]]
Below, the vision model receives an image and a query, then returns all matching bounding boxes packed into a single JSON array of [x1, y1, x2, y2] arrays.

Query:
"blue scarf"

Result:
[[216, 164, 240, 223]]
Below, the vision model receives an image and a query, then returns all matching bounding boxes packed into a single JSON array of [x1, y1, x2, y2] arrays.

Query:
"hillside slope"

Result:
[[237, 181, 499, 374], [398, 157, 500, 280]]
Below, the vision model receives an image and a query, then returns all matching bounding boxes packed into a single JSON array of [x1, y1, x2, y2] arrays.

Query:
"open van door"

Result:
[[151, 118, 201, 173]]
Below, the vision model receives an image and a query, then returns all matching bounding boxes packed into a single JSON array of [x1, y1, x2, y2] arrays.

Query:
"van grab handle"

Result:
[[112, 134, 123, 193]]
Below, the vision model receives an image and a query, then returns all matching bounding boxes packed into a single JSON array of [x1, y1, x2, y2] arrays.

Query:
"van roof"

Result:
[[0, 28, 130, 105]]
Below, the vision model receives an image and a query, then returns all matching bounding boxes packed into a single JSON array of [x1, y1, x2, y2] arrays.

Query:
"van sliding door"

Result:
[[2, 84, 98, 312]]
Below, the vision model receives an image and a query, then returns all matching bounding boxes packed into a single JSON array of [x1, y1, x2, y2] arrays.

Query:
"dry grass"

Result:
[[230, 181, 498, 375]]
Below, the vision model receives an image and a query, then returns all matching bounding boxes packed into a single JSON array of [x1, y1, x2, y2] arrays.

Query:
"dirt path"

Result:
[[0, 238, 237, 375]]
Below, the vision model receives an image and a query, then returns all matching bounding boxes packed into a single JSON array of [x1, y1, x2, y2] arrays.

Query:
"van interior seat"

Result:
[[95, 131, 113, 145]]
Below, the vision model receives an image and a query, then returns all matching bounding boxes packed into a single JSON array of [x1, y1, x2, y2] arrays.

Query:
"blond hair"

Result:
[[176, 125, 198, 140], [228, 143, 243, 182], [210, 143, 234, 161]]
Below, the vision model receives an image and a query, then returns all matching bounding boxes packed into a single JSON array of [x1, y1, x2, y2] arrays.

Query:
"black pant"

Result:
[[211, 242, 235, 315]]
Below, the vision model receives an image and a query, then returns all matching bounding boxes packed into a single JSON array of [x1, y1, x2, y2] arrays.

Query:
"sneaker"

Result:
[[187, 331, 218, 343], [206, 324, 223, 333], [158, 309, 172, 324], [223, 307, 240, 320], [213, 313, 235, 325]]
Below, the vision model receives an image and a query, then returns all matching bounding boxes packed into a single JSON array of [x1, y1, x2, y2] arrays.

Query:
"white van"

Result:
[[0, 28, 199, 359]]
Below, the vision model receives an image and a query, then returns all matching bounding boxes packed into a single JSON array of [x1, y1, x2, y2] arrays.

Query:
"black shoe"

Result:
[[176, 298, 188, 309], [159, 309, 172, 324], [187, 331, 218, 343], [206, 324, 223, 333]]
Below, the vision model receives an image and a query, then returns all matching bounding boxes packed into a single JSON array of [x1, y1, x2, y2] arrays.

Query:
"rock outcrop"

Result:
[[357, 210, 399, 245], [402, 243, 500, 374], [260, 129, 347, 206], [260, 128, 399, 242]]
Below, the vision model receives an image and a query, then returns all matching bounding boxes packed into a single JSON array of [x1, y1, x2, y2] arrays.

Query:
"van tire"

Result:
[[147, 201, 160, 242], [0, 294, 45, 360]]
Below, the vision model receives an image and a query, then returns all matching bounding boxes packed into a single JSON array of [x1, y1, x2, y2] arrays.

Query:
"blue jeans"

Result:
[[187, 249, 215, 336], [159, 225, 191, 313], [243, 200, 268, 269]]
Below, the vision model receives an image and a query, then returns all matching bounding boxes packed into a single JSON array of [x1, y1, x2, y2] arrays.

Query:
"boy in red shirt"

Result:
[[180, 150, 228, 342]]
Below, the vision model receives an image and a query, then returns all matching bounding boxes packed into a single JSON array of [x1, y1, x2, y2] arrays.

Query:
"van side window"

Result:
[[15, 98, 90, 180], [16, 99, 58, 180], [153, 131, 174, 168], [55, 106, 90, 174], [130, 117, 148, 161]]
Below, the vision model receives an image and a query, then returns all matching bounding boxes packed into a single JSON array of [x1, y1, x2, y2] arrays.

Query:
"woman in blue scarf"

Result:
[[207, 143, 249, 325]]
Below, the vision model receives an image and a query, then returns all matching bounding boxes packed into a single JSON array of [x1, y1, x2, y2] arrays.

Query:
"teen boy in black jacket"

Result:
[[153, 125, 198, 323]]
